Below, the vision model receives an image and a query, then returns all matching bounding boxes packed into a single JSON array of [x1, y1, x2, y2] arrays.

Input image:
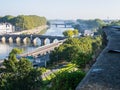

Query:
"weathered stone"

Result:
[[76, 26, 120, 90]]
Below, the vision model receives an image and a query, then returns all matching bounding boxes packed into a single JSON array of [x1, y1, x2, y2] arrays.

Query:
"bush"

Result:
[[51, 70, 85, 90]]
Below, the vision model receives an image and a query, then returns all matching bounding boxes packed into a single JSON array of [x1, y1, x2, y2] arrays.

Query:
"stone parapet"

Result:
[[76, 26, 120, 90]]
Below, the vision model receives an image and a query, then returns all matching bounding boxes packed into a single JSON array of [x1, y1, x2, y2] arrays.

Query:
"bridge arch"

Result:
[[53, 39, 59, 43], [23, 37, 31, 45], [44, 38, 50, 45], [33, 37, 41, 46], [16, 37, 21, 44], [1, 37, 6, 43], [9, 37, 13, 43]]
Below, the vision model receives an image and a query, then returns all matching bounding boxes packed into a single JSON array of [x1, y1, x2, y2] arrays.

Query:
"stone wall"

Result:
[[76, 26, 120, 90]]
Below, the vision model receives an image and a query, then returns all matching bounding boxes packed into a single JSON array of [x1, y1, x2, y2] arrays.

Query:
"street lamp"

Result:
[[30, 34, 33, 42], [56, 55, 58, 65]]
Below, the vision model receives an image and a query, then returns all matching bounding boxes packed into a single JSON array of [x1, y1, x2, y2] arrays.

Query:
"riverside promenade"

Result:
[[76, 26, 120, 90]]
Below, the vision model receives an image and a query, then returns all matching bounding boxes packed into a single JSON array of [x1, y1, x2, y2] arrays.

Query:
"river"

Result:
[[0, 26, 73, 60]]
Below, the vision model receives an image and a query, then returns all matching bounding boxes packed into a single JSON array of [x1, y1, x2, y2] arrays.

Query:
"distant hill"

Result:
[[0, 15, 47, 30]]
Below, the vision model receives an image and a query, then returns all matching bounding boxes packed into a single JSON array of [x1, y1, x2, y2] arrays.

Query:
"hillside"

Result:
[[0, 15, 47, 30]]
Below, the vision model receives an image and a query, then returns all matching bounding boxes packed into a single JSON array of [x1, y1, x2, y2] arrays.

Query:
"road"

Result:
[[10, 25, 48, 35], [19, 40, 65, 57]]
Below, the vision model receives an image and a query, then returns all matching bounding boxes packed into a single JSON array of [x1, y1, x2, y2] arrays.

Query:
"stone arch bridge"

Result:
[[0, 34, 66, 45]]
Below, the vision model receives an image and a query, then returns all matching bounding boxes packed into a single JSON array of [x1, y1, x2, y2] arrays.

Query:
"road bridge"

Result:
[[51, 23, 73, 28], [19, 39, 65, 58], [49, 20, 74, 28]]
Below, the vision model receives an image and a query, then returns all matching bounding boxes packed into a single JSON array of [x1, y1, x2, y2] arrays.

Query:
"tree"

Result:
[[73, 29, 79, 36], [73, 52, 92, 68], [0, 48, 42, 90], [63, 30, 74, 37], [63, 29, 79, 37], [0, 15, 47, 30], [0, 15, 14, 23], [51, 70, 85, 90], [50, 36, 102, 68]]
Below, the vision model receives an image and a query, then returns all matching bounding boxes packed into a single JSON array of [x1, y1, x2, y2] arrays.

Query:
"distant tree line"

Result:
[[110, 20, 120, 26], [73, 19, 106, 33], [0, 15, 47, 30]]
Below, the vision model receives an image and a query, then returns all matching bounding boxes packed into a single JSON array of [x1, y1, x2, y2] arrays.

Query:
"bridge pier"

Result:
[[55, 24, 57, 27], [41, 39, 45, 46], [65, 24, 66, 28]]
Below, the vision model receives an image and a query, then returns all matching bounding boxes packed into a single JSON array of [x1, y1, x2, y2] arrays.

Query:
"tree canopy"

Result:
[[50, 36, 103, 68], [0, 48, 42, 90], [0, 15, 47, 30], [73, 19, 105, 33], [63, 29, 79, 37], [110, 20, 120, 26], [51, 70, 85, 90]]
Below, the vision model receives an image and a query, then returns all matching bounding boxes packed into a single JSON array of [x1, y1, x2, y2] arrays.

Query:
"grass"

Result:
[[41, 63, 79, 89], [42, 63, 77, 81], [39, 29, 48, 35]]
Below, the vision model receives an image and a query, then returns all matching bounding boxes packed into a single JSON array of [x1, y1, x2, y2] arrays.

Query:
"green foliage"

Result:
[[39, 67, 47, 73], [63, 30, 74, 37], [0, 48, 42, 90], [50, 36, 103, 68], [74, 19, 105, 32], [51, 70, 85, 90], [0, 15, 47, 30], [73, 29, 79, 36], [63, 29, 79, 37], [110, 20, 120, 26], [10, 48, 23, 55], [0, 15, 14, 22]]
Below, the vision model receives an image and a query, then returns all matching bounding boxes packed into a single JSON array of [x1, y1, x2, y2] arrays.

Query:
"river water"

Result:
[[0, 26, 73, 60]]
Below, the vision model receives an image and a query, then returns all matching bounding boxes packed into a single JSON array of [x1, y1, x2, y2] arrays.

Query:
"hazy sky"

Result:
[[0, 0, 120, 19]]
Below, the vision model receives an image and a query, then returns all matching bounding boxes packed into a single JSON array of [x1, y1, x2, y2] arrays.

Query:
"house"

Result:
[[83, 30, 94, 36], [0, 23, 15, 34]]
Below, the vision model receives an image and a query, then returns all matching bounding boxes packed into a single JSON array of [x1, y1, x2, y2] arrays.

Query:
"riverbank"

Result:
[[11, 25, 48, 35]]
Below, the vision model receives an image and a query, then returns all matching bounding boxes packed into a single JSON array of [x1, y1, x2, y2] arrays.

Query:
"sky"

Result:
[[0, 0, 120, 20]]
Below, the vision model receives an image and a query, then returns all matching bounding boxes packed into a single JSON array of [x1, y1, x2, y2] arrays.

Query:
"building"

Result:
[[83, 30, 94, 36], [0, 23, 15, 34]]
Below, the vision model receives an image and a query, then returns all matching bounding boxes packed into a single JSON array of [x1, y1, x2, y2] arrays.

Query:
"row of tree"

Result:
[[50, 36, 103, 68], [0, 15, 47, 30]]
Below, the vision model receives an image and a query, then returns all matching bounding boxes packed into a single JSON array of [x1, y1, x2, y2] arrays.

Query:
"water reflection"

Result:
[[33, 37, 41, 46], [0, 42, 38, 59], [44, 26, 74, 36], [0, 26, 74, 60]]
